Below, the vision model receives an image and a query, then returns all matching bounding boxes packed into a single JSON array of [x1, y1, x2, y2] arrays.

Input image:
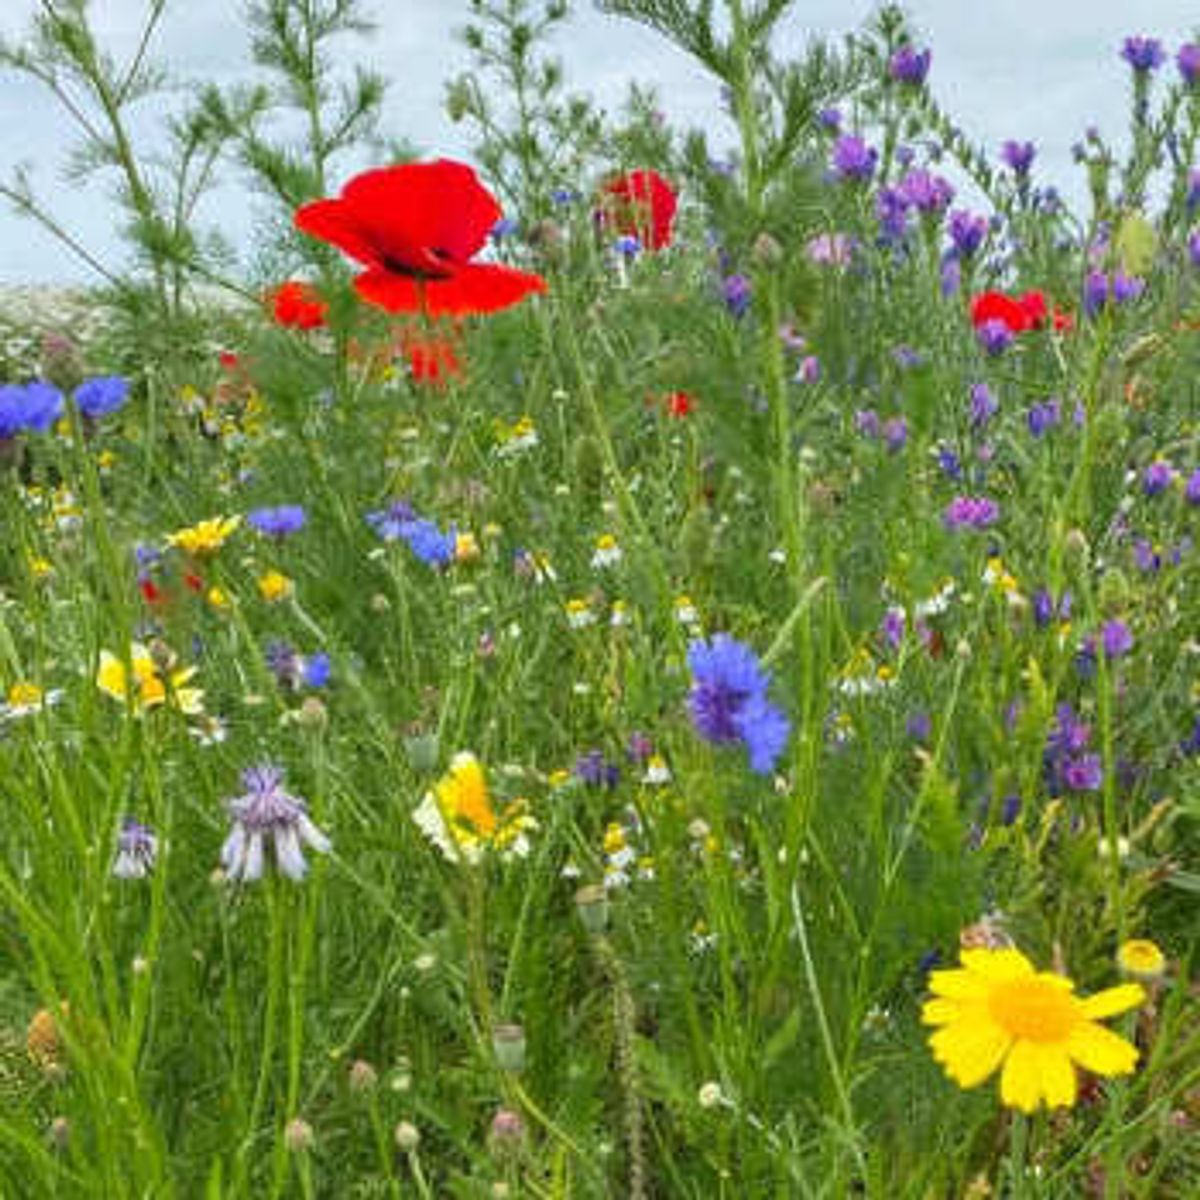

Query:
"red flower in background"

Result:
[[599, 169, 678, 250], [970, 289, 1073, 335], [294, 160, 546, 317], [270, 280, 327, 329], [397, 326, 463, 386]]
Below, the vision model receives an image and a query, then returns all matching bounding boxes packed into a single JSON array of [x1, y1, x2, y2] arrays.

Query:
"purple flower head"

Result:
[[831, 135, 877, 182], [1083, 270, 1110, 318], [899, 169, 954, 216], [943, 495, 999, 530], [1179, 43, 1200, 85], [248, 504, 307, 538], [1027, 397, 1062, 438], [1048, 704, 1092, 756], [575, 749, 620, 789], [1142, 460, 1174, 496], [1001, 140, 1036, 176], [74, 375, 129, 420], [221, 764, 331, 882], [936, 446, 962, 479], [1112, 272, 1145, 304], [969, 383, 998, 428], [881, 606, 907, 650], [806, 233, 853, 265], [687, 634, 790, 774], [626, 731, 654, 762], [884, 417, 908, 453], [906, 710, 932, 742], [1190, 230, 1200, 268], [1186, 170, 1200, 213], [1000, 794, 1021, 825], [977, 319, 1014, 356], [1121, 36, 1166, 72], [1132, 538, 1162, 572], [876, 185, 910, 241], [490, 217, 519, 241], [817, 106, 842, 131], [614, 234, 642, 258], [266, 640, 302, 689], [1061, 753, 1103, 791], [948, 209, 987, 258], [1100, 619, 1133, 659], [302, 651, 332, 688], [941, 258, 961, 296], [797, 355, 821, 384], [113, 817, 158, 879], [892, 345, 924, 370], [1185, 468, 1200, 505], [722, 273, 752, 318], [889, 44, 931, 85], [405, 518, 457, 567], [0, 380, 64, 439], [367, 499, 417, 541], [855, 408, 881, 439]]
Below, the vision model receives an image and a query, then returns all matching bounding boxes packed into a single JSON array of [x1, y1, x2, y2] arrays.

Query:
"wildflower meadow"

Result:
[[2, 1, 1200, 1195]]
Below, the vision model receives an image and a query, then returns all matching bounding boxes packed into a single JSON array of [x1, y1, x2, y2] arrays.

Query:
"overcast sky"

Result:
[[0, 1, 1197, 284]]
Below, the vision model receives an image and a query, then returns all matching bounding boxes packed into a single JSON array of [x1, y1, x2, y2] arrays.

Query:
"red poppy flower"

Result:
[[598, 169, 678, 250], [270, 280, 327, 330], [970, 290, 1038, 334], [397, 327, 463, 386], [294, 160, 546, 317], [664, 390, 694, 417]]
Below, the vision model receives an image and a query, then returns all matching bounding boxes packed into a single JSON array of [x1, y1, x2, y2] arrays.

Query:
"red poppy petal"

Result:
[[353, 268, 424, 313], [418, 264, 547, 317], [294, 199, 381, 267], [342, 160, 502, 269], [970, 291, 1029, 333], [602, 169, 678, 249]]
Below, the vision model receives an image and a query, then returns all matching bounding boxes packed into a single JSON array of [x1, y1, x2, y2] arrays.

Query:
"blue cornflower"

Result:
[[248, 504, 308, 538], [366, 500, 418, 541], [722, 273, 752, 318], [888, 44, 931, 85], [1121, 36, 1166, 73], [404, 518, 457, 567], [302, 652, 332, 689], [1142, 461, 1174, 496], [687, 634, 790, 774], [74, 375, 129, 420], [977, 319, 1013, 356], [969, 383, 998, 428], [220, 764, 330, 883], [0, 380, 63, 438]]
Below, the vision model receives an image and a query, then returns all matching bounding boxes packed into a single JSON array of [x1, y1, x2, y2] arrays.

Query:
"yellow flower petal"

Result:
[[928, 968, 990, 1000], [1067, 1022, 1139, 1077], [1000, 1039, 1043, 1113], [1037, 1045, 1078, 1109], [1078, 983, 1145, 1021], [921, 997, 964, 1026], [960, 947, 1035, 980], [930, 1018, 1011, 1087]]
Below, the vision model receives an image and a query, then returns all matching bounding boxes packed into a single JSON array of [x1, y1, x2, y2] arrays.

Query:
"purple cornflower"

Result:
[[889, 44, 931, 85], [1121, 36, 1166, 72], [941, 258, 961, 296], [112, 818, 158, 879], [1179, 43, 1200, 85], [686, 634, 790, 774], [892, 345, 923, 370], [1190, 230, 1200, 268], [1186, 170, 1200, 213], [936, 446, 962, 479], [626, 731, 654, 762], [1000, 794, 1021, 825], [969, 383, 998, 427], [1101, 619, 1133, 659], [1083, 271, 1110, 318], [265, 640, 303, 689], [898, 169, 954, 216], [1142, 460, 1175, 496], [884, 417, 908, 453], [1061, 754, 1103, 791], [74, 375, 129, 420], [722, 273, 752, 318], [943, 495, 999, 530], [1180, 716, 1200, 757], [906, 711, 932, 742], [977, 319, 1013, 356], [575, 750, 620, 789], [1185, 468, 1200, 504], [948, 210, 987, 258], [876, 185, 910, 241], [220, 764, 331, 882], [1027, 398, 1061, 438], [1032, 588, 1071, 627], [831, 135, 877, 182], [817, 107, 842, 132], [855, 409, 881, 438], [367, 499, 417, 541], [797, 355, 821, 384], [0, 381, 63, 439], [1132, 539, 1162, 572], [614, 234, 641, 258], [881, 606, 906, 650], [248, 504, 307, 538], [1111, 272, 1145, 304], [1044, 705, 1103, 793], [1000, 140, 1036, 176]]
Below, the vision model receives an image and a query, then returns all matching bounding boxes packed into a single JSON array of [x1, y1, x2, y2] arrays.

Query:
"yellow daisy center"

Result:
[[988, 977, 1078, 1043]]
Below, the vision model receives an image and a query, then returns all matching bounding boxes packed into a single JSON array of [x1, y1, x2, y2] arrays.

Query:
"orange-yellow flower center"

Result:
[[988, 977, 1078, 1043]]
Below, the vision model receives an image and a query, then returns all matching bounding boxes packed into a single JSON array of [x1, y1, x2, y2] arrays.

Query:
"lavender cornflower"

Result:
[[876, 185, 910, 241], [906, 711, 932, 742], [855, 409, 881, 438], [817, 106, 842, 131], [248, 505, 307, 538], [889, 44, 931, 85], [1121, 36, 1166, 72], [220, 764, 331, 882], [722, 273, 752, 318], [367, 499, 417, 541], [796, 355, 821, 384], [1101, 619, 1133, 659], [1185, 468, 1200, 505], [1142, 460, 1174, 496], [969, 383, 998, 427], [1044, 705, 1103, 793], [112, 818, 158, 879], [1179, 43, 1200, 85], [1000, 140, 1036, 176], [1111, 272, 1145, 304], [884, 417, 908, 453], [940, 258, 961, 296], [881, 606, 906, 650], [936, 446, 963, 479], [575, 750, 620, 789], [1083, 270, 1110, 318], [831, 135, 877, 182], [687, 634, 790, 774], [1027, 398, 1061, 438], [948, 210, 987, 258], [74, 375, 129, 420], [943, 495, 999, 530], [977, 319, 1013, 356], [1061, 754, 1103, 791]]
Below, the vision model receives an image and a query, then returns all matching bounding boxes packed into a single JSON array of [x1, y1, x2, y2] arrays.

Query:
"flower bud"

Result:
[[492, 1023, 526, 1073], [284, 1118, 313, 1153], [574, 883, 610, 934], [348, 1059, 378, 1093], [393, 1120, 420, 1152]]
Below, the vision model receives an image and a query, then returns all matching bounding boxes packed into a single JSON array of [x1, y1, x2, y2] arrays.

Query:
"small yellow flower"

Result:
[[28, 555, 53, 580], [96, 643, 204, 716], [591, 533, 622, 569], [565, 598, 596, 629], [923, 947, 1144, 1112], [166, 515, 241, 557], [206, 586, 230, 610], [547, 769, 573, 789], [674, 594, 699, 626], [1116, 939, 1166, 983], [455, 531, 481, 563], [412, 752, 536, 865], [1, 680, 62, 720], [97, 449, 117, 473], [257, 570, 294, 603]]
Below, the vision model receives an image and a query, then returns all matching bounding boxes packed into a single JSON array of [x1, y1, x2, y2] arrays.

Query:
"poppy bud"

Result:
[[488, 1108, 526, 1159], [574, 883, 609, 934], [492, 1022, 526, 1073]]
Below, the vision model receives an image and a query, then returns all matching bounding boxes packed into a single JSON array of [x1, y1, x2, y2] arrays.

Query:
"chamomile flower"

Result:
[[1, 681, 63, 721], [590, 534, 622, 569]]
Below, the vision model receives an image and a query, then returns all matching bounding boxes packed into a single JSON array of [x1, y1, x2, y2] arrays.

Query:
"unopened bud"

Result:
[[574, 883, 609, 934], [752, 231, 783, 267], [394, 1120, 420, 1152], [348, 1059, 378, 1093], [492, 1023, 526, 1073], [284, 1118, 313, 1153]]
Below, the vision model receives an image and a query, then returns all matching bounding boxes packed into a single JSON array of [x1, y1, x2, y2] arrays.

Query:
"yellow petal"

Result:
[[1038, 1046, 1078, 1109], [1067, 1022, 1139, 1077], [96, 652, 127, 700], [1078, 983, 1145, 1021], [960, 947, 1035, 980], [921, 997, 962, 1026], [1000, 1039, 1043, 1113], [928, 968, 990, 1000], [930, 1018, 1011, 1087]]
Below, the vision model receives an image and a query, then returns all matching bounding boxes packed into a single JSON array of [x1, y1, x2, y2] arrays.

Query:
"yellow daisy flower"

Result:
[[1116, 939, 1166, 983], [922, 947, 1144, 1113], [258, 570, 294, 603], [96, 643, 204, 716], [166, 515, 241, 557], [412, 752, 536, 865]]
